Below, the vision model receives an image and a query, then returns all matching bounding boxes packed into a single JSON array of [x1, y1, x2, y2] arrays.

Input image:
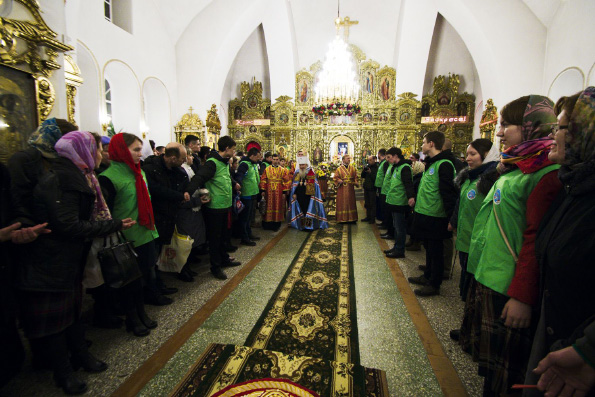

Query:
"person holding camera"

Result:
[[360, 155, 378, 223]]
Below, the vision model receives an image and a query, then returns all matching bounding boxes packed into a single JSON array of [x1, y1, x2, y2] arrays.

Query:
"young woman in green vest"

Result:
[[460, 95, 562, 396], [236, 147, 261, 245], [99, 133, 162, 337]]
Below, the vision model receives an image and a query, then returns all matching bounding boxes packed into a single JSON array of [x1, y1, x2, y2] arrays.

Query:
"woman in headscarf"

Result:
[[98, 133, 172, 307], [462, 95, 562, 396], [524, 87, 595, 396], [17, 131, 134, 395]]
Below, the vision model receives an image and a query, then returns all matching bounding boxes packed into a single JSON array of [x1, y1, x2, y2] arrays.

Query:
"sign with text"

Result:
[[421, 116, 467, 124], [234, 119, 271, 126]]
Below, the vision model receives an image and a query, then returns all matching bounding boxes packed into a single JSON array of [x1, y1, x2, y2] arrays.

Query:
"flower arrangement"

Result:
[[315, 162, 331, 179], [312, 103, 361, 117]]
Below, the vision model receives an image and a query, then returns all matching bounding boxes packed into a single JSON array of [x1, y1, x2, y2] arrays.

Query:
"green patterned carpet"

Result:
[[171, 225, 388, 396]]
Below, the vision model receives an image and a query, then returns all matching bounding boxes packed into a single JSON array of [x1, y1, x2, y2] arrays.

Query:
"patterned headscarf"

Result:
[[28, 118, 62, 158], [565, 86, 595, 166], [499, 95, 557, 174], [54, 131, 111, 221], [109, 133, 155, 230]]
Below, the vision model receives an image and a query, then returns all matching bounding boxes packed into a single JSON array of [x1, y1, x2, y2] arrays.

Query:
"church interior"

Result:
[[1, 0, 594, 395]]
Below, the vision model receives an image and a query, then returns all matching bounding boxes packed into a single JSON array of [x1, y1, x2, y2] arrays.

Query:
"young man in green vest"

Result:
[[374, 148, 388, 225], [408, 131, 458, 296], [379, 149, 396, 239], [186, 136, 241, 280], [236, 147, 261, 246]]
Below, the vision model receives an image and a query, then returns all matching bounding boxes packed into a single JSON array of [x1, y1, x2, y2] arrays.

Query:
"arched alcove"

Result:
[[143, 77, 172, 145], [548, 67, 584, 102], [587, 62, 595, 87], [103, 60, 141, 135], [76, 41, 101, 132]]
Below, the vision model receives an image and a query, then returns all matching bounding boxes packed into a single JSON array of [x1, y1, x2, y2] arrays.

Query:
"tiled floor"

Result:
[[1, 203, 483, 396]]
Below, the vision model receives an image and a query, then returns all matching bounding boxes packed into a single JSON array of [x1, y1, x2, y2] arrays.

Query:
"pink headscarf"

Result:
[[54, 131, 111, 221]]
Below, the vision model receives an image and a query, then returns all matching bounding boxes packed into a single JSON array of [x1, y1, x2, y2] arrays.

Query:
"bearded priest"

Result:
[[259, 153, 292, 231], [289, 155, 328, 231], [334, 154, 359, 223]]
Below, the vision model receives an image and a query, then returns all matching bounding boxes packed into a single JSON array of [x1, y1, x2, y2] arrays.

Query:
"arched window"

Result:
[[105, 78, 112, 120], [104, 0, 112, 21]]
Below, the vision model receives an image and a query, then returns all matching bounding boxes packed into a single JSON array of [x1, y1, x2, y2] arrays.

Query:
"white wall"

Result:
[[544, 0, 595, 99], [143, 78, 172, 145], [104, 61, 141, 135], [76, 42, 102, 132]]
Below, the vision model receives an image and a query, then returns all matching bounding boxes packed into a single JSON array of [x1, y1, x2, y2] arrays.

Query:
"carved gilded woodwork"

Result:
[[174, 107, 205, 146], [0, 0, 73, 123], [64, 55, 82, 124], [228, 80, 272, 151], [421, 74, 475, 156], [480, 98, 498, 141]]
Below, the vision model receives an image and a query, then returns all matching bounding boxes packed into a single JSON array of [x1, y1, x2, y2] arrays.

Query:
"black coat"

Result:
[[536, 160, 595, 350], [410, 150, 459, 240], [142, 155, 188, 244], [361, 163, 378, 191], [16, 157, 122, 292]]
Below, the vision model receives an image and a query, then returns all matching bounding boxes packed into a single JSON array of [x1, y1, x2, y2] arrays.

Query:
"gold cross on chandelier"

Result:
[[335, 16, 358, 41]]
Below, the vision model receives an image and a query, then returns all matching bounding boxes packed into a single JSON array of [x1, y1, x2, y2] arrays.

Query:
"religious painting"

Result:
[[279, 113, 289, 124], [380, 76, 391, 101], [263, 130, 272, 139], [248, 94, 258, 109], [233, 106, 242, 120], [379, 112, 388, 123], [298, 79, 309, 103], [314, 113, 323, 123], [313, 144, 323, 165], [361, 144, 372, 159], [338, 142, 348, 156], [364, 71, 375, 94], [437, 124, 447, 132], [299, 113, 309, 124], [421, 102, 431, 117], [457, 102, 468, 117], [264, 106, 271, 119], [438, 91, 451, 106], [0, 65, 39, 164], [277, 144, 288, 159], [363, 112, 372, 123], [249, 125, 257, 133], [399, 111, 411, 122], [234, 130, 243, 139]]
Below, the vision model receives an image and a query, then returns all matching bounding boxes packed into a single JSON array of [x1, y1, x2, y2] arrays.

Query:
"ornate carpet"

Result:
[[171, 225, 388, 396]]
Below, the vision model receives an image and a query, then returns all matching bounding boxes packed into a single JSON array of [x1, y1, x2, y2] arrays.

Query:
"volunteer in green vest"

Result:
[[383, 147, 415, 259], [186, 136, 241, 280], [450, 138, 500, 302], [379, 149, 396, 239], [236, 147, 261, 246], [99, 133, 162, 337], [373, 148, 388, 226], [408, 130, 458, 297], [459, 95, 561, 396]]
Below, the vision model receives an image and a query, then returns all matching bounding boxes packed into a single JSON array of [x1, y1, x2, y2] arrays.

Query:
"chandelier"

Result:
[[314, 17, 360, 104]]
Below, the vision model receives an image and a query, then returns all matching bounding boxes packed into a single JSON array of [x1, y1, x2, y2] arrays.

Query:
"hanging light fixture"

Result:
[[314, 1, 360, 106]]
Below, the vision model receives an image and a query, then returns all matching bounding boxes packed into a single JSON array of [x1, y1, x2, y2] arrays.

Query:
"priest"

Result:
[[289, 155, 328, 231], [333, 154, 359, 223], [259, 153, 291, 231]]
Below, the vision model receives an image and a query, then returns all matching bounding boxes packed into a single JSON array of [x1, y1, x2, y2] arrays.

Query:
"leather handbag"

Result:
[[97, 232, 142, 288]]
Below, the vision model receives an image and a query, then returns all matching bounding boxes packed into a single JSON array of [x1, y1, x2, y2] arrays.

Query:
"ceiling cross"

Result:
[[188, 106, 194, 114], [335, 16, 358, 41]]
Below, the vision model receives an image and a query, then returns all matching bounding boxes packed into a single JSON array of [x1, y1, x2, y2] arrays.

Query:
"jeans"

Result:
[[238, 196, 255, 241], [203, 208, 231, 270], [391, 212, 407, 254]]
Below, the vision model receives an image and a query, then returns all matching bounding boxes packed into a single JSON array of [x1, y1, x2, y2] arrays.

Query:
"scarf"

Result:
[[54, 131, 111, 221], [499, 95, 557, 174], [108, 133, 155, 230], [558, 86, 595, 195], [28, 118, 62, 158]]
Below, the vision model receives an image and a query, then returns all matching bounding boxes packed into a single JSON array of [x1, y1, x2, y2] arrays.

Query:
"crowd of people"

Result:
[[364, 90, 595, 396], [1, 89, 594, 396]]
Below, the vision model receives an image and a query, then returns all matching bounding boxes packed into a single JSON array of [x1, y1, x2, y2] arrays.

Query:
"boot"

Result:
[[125, 311, 150, 337], [135, 290, 157, 329], [70, 352, 107, 373], [65, 320, 108, 373], [44, 332, 88, 395]]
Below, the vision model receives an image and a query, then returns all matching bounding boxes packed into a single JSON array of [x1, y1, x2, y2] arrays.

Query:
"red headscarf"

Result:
[[108, 133, 155, 230]]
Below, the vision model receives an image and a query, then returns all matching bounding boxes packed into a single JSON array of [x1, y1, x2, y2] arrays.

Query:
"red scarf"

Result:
[[108, 134, 155, 230]]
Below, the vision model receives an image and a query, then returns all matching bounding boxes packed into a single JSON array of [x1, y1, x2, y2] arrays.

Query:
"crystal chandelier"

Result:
[[314, 35, 360, 104]]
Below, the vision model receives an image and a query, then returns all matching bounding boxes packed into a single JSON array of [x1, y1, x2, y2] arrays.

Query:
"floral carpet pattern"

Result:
[[171, 225, 388, 397]]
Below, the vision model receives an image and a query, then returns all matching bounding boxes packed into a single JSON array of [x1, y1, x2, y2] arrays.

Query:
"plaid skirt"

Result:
[[461, 281, 535, 395], [459, 278, 481, 362], [18, 286, 82, 340]]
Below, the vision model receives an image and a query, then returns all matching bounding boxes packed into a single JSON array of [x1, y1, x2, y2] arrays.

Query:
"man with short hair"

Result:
[[408, 131, 458, 296], [259, 153, 291, 231], [374, 148, 389, 225], [155, 146, 165, 156], [334, 154, 359, 223], [235, 147, 261, 245], [361, 155, 378, 223], [184, 135, 201, 173], [262, 152, 273, 169], [379, 148, 397, 239], [186, 136, 241, 280]]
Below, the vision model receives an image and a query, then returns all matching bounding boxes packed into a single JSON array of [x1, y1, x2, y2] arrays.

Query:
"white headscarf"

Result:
[[483, 135, 501, 163]]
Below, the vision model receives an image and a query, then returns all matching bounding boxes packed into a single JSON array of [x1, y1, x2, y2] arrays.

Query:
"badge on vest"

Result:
[[467, 189, 476, 200], [493, 188, 501, 205], [428, 167, 435, 175]]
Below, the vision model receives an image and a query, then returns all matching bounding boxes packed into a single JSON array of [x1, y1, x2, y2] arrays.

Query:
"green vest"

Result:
[[99, 161, 159, 247], [374, 159, 387, 188], [414, 159, 454, 218], [386, 163, 411, 206], [467, 164, 560, 296], [455, 178, 485, 253], [205, 157, 232, 209], [380, 163, 394, 195], [240, 160, 260, 196]]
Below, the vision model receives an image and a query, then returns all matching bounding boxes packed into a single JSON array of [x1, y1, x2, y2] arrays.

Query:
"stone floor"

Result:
[[1, 202, 483, 396]]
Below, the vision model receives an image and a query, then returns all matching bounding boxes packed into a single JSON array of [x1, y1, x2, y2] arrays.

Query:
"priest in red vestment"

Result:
[[259, 153, 291, 231], [333, 154, 359, 223]]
